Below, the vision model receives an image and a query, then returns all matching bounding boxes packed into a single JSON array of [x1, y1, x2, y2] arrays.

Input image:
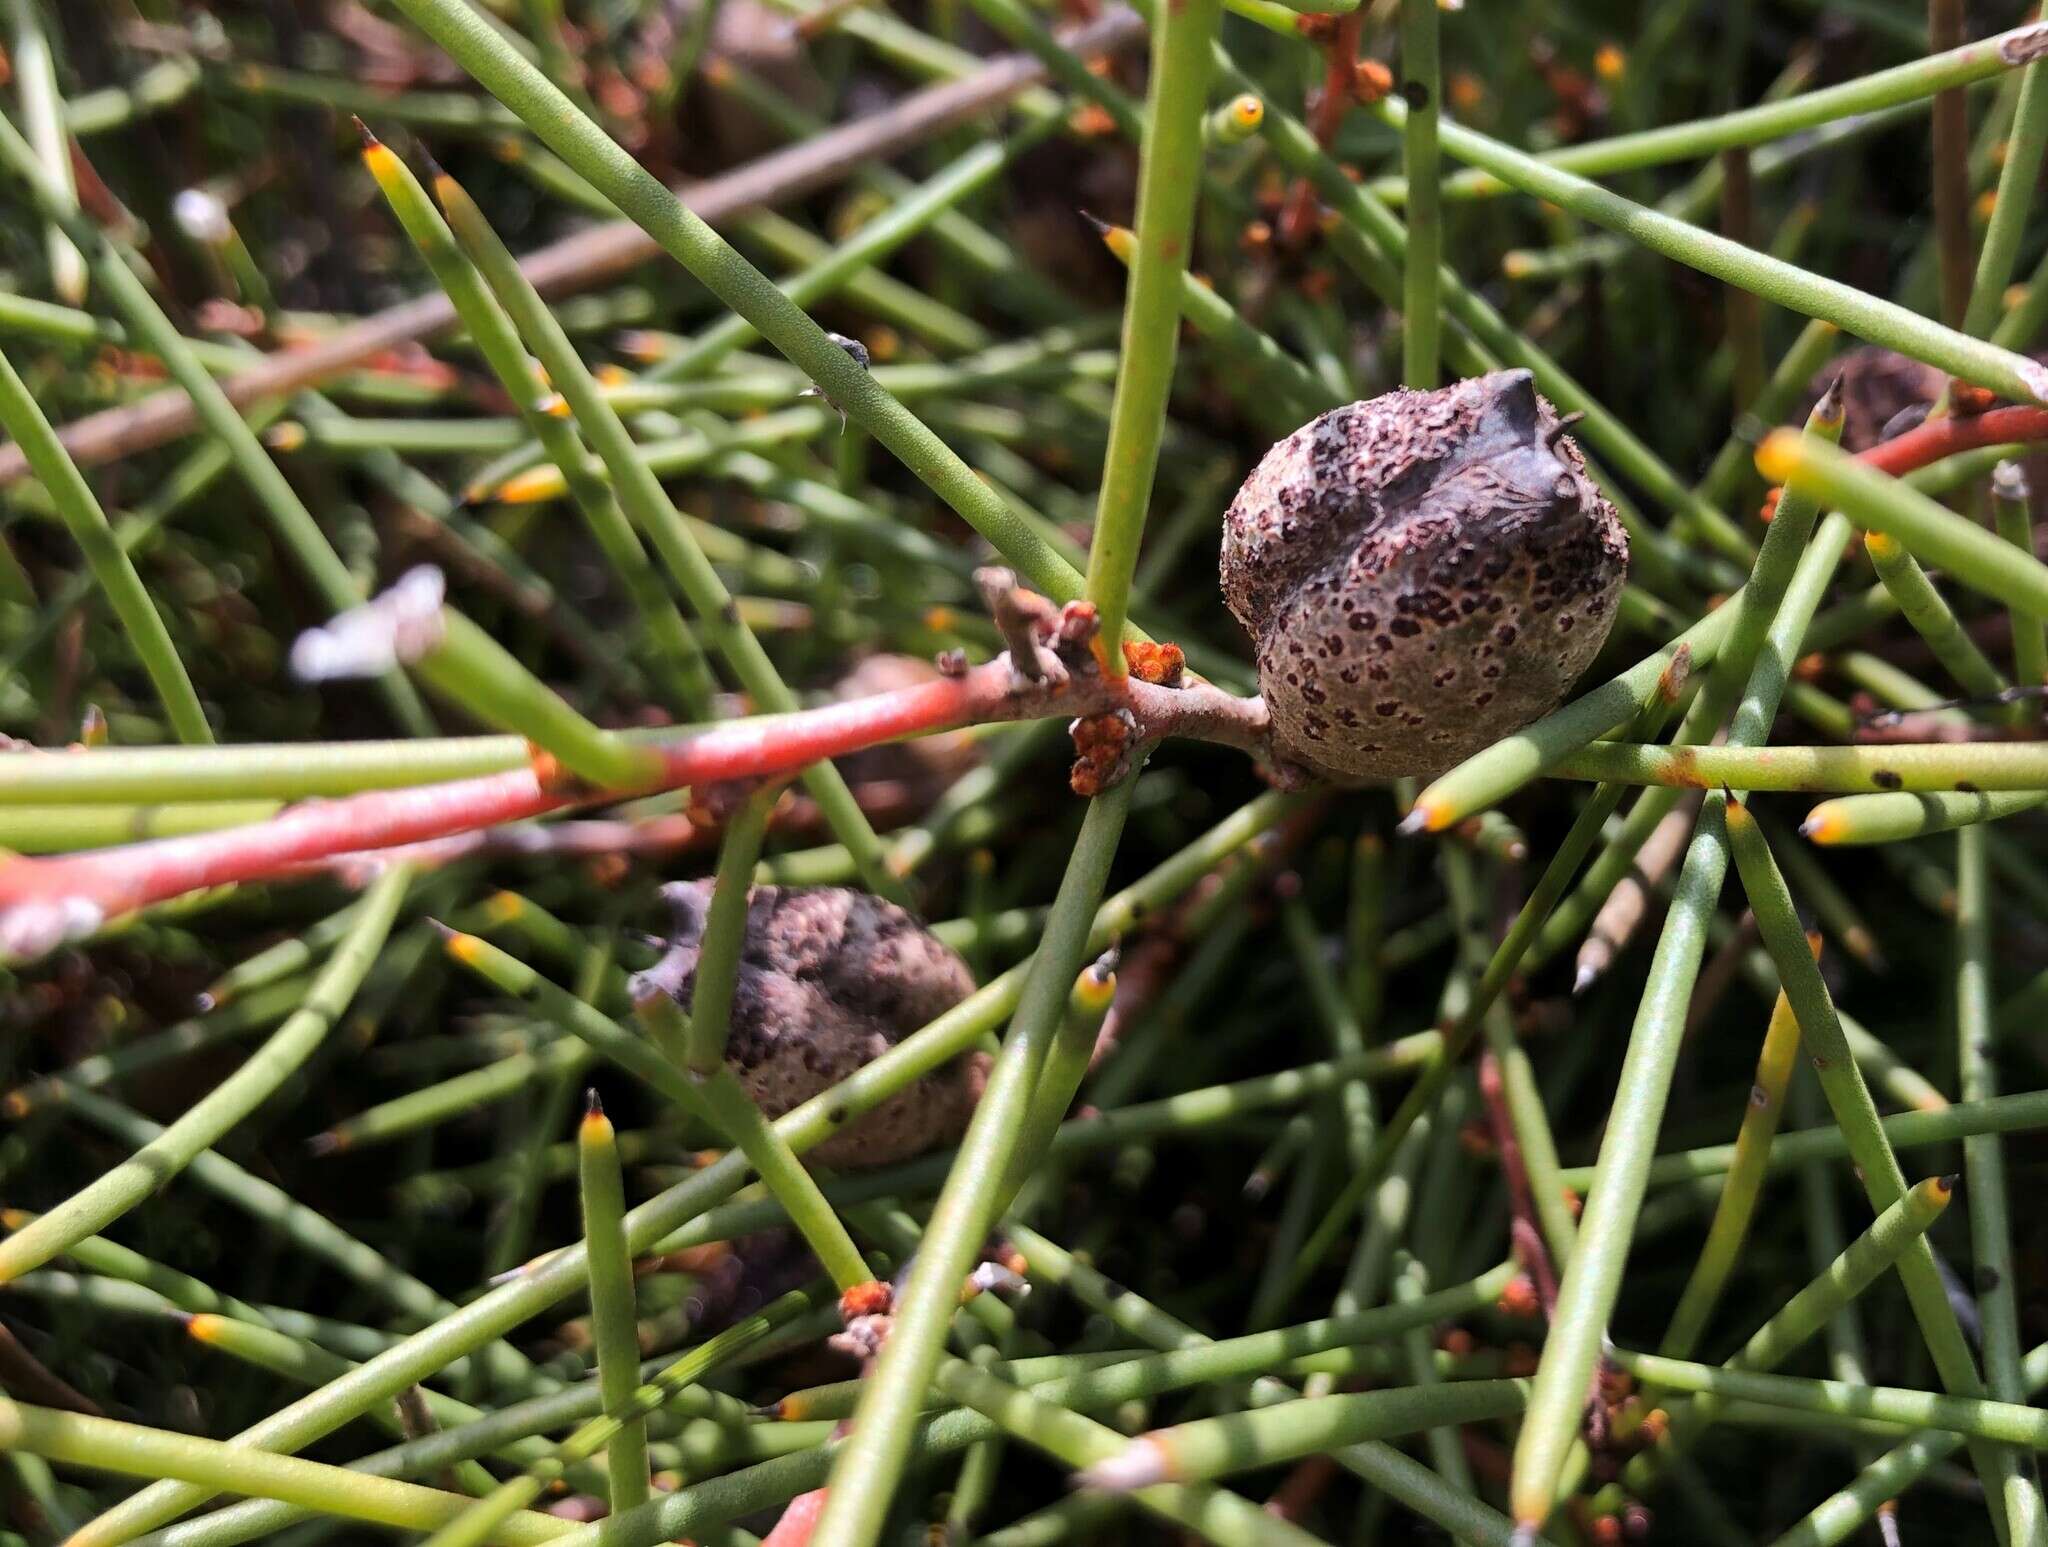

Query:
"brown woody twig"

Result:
[[0, 9, 1145, 482]]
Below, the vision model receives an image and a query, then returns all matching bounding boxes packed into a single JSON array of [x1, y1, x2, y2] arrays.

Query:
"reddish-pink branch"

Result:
[[0, 643, 1270, 956], [761, 1487, 830, 1547], [1858, 404, 2048, 476], [1, 769, 559, 954]]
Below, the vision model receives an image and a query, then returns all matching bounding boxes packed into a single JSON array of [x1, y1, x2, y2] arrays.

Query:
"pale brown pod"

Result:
[[1800, 345, 1945, 452], [1219, 369, 1629, 782], [635, 884, 980, 1168]]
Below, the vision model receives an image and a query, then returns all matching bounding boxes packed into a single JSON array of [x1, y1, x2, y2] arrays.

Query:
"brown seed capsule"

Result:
[[1219, 369, 1628, 781], [638, 884, 979, 1168], [1801, 345, 1944, 452]]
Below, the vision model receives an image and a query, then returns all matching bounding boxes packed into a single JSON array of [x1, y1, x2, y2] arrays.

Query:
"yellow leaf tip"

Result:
[[1753, 428, 1801, 482], [442, 929, 486, 965]]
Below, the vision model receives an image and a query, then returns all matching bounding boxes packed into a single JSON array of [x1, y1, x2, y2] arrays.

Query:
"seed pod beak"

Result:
[[657, 879, 711, 945]]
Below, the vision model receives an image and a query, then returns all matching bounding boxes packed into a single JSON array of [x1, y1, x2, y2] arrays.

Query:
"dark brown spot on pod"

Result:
[[1219, 370, 1629, 780]]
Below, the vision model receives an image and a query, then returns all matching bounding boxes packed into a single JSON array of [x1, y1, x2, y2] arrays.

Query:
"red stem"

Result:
[[0, 651, 1268, 954], [1858, 404, 2048, 477], [760, 1486, 830, 1547]]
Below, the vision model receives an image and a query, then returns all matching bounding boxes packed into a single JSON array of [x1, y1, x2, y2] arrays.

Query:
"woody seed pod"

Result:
[[637, 884, 980, 1168], [1220, 369, 1628, 781]]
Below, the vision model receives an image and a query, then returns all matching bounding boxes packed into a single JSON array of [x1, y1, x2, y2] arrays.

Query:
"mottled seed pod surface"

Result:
[[1220, 369, 1629, 781], [639, 884, 980, 1168]]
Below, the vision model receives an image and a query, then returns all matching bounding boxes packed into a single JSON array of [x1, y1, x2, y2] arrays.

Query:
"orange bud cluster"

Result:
[[1352, 59, 1393, 104], [1123, 639, 1186, 687], [838, 1279, 894, 1323], [1070, 708, 1139, 796]]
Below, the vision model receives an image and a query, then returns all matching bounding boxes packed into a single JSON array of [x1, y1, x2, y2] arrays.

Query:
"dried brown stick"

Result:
[[0, 1321, 101, 1415], [1479, 1051, 1560, 1322], [1572, 791, 1701, 996], [0, 9, 1144, 483]]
